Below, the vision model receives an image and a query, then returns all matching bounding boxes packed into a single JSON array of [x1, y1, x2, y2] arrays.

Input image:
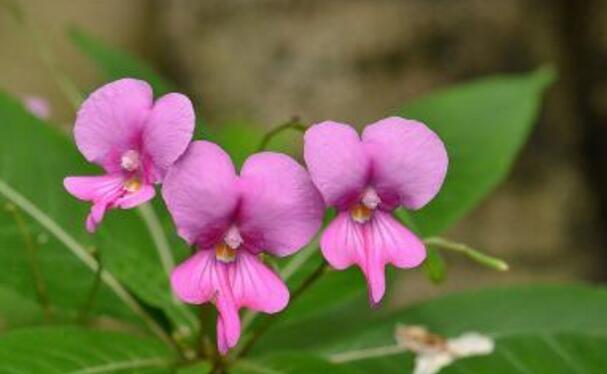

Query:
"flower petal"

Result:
[[365, 211, 426, 304], [170, 249, 218, 304], [238, 152, 324, 257], [74, 79, 153, 172], [170, 249, 241, 354], [320, 211, 366, 270], [64, 174, 125, 233], [304, 121, 370, 209], [362, 117, 448, 210], [229, 251, 289, 313], [142, 93, 195, 180], [320, 211, 425, 305], [162, 141, 239, 247], [114, 184, 156, 209]]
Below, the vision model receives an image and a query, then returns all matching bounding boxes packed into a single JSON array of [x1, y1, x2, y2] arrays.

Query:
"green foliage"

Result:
[[443, 333, 607, 374], [0, 23, 575, 372], [322, 284, 607, 371], [0, 326, 175, 373], [232, 353, 360, 374], [397, 67, 555, 237]]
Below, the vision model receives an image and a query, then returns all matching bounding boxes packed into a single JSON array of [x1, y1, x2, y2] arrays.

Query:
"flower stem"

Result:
[[236, 261, 329, 358], [257, 117, 307, 152], [78, 249, 103, 323], [4, 202, 51, 319], [424, 237, 509, 271]]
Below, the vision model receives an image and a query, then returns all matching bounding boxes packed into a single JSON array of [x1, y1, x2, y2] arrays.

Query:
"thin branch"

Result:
[[328, 344, 408, 363], [424, 237, 509, 271], [0, 179, 174, 348], [4, 202, 51, 319], [257, 117, 307, 152]]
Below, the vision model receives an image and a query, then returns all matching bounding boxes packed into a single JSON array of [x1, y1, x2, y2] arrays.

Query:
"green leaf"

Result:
[[232, 353, 361, 374], [0, 92, 139, 324], [324, 284, 607, 355], [177, 361, 213, 374], [0, 285, 45, 331], [443, 333, 607, 374], [257, 283, 607, 364], [0, 91, 177, 343], [69, 27, 174, 95], [398, 67, 555, 236], [0, 326, 175, 373]]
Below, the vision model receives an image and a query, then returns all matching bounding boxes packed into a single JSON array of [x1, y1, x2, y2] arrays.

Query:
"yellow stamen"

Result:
[[350, 203, 373, 224], [123, 177, 142, 193], [215, 242, 237, 263]]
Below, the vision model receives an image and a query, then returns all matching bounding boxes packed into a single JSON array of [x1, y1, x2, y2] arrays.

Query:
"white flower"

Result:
[[395, 325, 494, 374]]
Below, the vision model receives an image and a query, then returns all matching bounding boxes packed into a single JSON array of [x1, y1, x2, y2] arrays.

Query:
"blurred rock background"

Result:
[[1, 0, 606, 305]]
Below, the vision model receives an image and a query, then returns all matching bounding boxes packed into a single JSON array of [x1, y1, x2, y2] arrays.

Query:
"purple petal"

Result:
[[142, 93, 195, 180], [362, 117, 448, 210], [365, 210, 426, 304], [320, 210, 425, 305], [320, 211, 365, 270], [162, 141, 239, 247], [304, 121, 370, 209], [239, 152, 324, 257], [114, 184, 156, 209], [229, 251, 289, 313], [170, 250, 241, 354], [23, 96, 51, 120], [74, 79, 153, 172], [64, 174, 125, 233]]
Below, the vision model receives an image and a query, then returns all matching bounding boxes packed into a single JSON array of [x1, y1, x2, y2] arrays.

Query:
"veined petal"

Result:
[[170, 250, 241, 353], [320, 211, 365, 270], [162, 141, 239, 247], [304, 121, 370, 209], [114, 184, 156, 209], [64, 174, 125, 233], [142, 93, 195, 180], [320, 211, 425, 305], [362, 117, 448, 210], [239, 152, 324, 257], [74, 79, 153, 172], [365, 211, 426, 304], [229, 251, 289, 313]]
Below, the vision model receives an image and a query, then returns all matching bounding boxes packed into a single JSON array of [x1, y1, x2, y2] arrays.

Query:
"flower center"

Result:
[[350, 187, 381, 224], [123, 177, 142, 193], [120, 149, 141, 172], [215, 226, 243, 263]]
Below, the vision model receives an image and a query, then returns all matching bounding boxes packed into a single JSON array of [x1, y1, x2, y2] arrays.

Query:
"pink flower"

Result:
[[163, 141, 324, 354], [23, 96, 51, 120], [303, 117, 448, 305], [64, 79, 195, 232]]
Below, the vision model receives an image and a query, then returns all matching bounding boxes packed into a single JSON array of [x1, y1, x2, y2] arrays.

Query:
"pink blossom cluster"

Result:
[[64, 79, 448, 354]]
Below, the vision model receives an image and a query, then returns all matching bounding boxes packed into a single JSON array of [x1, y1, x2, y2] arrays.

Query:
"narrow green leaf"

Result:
[[0, 285, 45, 331], [443, 333, 607, 374], [398, 68, 555, 236], [232, 353, 361, 374], [0, 326, 175, 373]]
